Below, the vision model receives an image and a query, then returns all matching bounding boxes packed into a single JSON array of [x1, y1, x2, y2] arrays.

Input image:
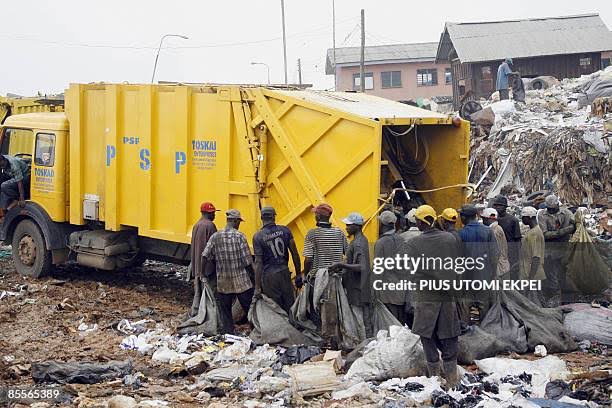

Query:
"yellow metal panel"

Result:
[[64, 83, 468, 256]]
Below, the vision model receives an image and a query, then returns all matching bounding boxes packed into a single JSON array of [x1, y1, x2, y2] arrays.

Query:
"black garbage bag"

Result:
[[32, 360, 132, 384], [279, 345, 322, 365], [545, 380, 571, 400]]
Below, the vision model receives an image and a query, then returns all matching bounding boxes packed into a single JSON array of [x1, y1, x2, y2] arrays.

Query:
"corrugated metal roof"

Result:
[[436, 14, 612, 63], [274, 89, 449, 120], [325, 42, 438, 74]]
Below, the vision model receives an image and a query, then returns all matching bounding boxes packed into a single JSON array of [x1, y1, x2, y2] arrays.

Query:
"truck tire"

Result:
[[11, 219, 52, 278]]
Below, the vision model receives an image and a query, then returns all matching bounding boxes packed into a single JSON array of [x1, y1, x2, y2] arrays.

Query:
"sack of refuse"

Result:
[[290, 276, 317, 331], [371, 300, 402, 335], [564, 210, 610, 295], [479, 290, 576, 353], [32, 360, 133, 384], [249, 294, 322, 347], [177, 280, 221, 336], [318, 270, 365, 350], [563, 304, 612, 345], [458, 325, 513, 365], [480, 292, 529, 354], [346, 325, 427, 381]]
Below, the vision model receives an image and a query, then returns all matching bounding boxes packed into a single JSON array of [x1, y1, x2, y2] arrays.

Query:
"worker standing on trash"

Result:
[[459, 204, 498, 322], [252, 206, 301, 315], [496, 58, 516, 100], [303, 203, 348, 277], [492, 195, 521, 278], [481, 208, 510, 278], [439, 208, 462, 248], [538, 195, 575, 306], [189, 202, 219, 317], [202, 209, 255, 334], [331, 212, 373, 337], [519, 206, 546, 306], [403, 205, 461, 388], [303, 203, 348, 345], [374, 210, 408, 324], [400, 208, 421, 242]]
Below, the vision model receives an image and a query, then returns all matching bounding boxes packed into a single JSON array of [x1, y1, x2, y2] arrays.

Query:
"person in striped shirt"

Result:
[[302, 203, 348, 277]]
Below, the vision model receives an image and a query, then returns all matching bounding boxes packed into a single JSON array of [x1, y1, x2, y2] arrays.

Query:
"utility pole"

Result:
[[297, 58, 302, 85], [332, 0, 337, 90], [360, 9, 365, 92], [281, 0, 288, 84]]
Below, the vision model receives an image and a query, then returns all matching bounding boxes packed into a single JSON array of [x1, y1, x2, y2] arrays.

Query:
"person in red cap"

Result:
[[189, 202, 219, 317]]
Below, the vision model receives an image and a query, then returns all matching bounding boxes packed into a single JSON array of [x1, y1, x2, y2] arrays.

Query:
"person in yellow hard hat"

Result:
[[439, 208, 462, 248], [401, 205, 461, 388]]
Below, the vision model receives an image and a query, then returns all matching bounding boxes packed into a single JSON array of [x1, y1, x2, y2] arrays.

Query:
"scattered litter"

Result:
[[279, 345, 321, 365], [535, 345, 548, 357], [331, 381, 380, 401], [77, 318, 98, 333], [213, 336, 252, 364], [253, 375, 290, 394], [116, 319, 151, 335], [0, 290, 22, 300], [57, 298, 76, 311], [205, 366, 247, 382], [32, 360, 132, 384], [476, 355, 569, 398], [286, 360, 341, 397]]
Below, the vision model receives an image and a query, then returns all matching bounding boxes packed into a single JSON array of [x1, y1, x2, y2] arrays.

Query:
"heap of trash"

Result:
[[466, 67, 612, 207]]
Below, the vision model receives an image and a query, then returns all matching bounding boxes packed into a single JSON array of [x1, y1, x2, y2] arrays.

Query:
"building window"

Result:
[[580, 57, 591, 66], [381, 71, 402, 88], [353, 72, 374, 90], [445, 68, 452, 84], [417, 69, 437, 86], [481, 66, 492, 79]]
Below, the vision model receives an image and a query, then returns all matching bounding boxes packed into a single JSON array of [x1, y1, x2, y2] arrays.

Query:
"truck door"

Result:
[[0, 127, 34, 196], [30, 131, 66, 220]]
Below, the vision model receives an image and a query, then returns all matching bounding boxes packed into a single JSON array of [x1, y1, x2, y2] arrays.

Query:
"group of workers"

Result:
[[188, 192, 576, 387]]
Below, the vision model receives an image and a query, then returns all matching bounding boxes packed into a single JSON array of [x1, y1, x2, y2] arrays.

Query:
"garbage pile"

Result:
[[467, 67, 612, 207]]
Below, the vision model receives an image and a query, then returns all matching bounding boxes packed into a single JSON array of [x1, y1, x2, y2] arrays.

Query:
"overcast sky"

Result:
[[2, 0, 611, 96]]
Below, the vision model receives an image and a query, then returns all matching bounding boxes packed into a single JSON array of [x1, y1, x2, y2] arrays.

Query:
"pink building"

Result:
[[325, 42, 452, 102]]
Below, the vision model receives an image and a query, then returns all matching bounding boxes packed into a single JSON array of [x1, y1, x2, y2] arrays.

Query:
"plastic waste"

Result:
[[563, 307, 612, 345], [346, 325, 427, 381], [32, 360, 133, 384], [331, 381, 380, 401], [279, 346, 321, 365], [476, 355, 569, 398], [371, 300, 402, 335]]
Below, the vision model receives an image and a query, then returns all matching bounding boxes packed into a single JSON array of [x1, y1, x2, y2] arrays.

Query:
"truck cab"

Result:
[[0, 113, 71, 277]]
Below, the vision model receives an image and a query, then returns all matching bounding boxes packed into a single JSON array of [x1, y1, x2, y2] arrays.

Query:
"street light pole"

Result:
[[251, 62, 271, 84], [280, 0, 288, 84], [151, 34, 189, 83]]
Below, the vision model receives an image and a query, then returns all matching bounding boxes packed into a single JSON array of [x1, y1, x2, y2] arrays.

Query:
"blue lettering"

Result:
[[175, 151, 186, 174], [106, 145, 116, 166], [123, 136, 140, 145], [140, 149, 151, 170]]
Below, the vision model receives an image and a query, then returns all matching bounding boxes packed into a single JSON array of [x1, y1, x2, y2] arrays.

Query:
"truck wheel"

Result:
[[11, 220, 52, 278]]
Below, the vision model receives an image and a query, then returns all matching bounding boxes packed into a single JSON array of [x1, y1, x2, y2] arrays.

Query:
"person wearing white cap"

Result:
[[373, 210, 407, 324], [481, 208, 510, 278], [331, 212, 371, 337], [519, 206, 546, 306], [538, 194, 575, 306], [400, 208, 422, 243]]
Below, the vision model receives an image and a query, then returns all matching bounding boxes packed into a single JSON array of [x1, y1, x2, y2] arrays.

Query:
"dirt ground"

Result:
[[0, 247, 609, 407]]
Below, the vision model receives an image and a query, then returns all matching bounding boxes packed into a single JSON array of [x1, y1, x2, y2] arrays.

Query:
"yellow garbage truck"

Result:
[[0, 84, 469, 278]]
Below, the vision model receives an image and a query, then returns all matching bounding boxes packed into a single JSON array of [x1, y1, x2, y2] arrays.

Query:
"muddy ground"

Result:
[[0, 247, 608, 407]]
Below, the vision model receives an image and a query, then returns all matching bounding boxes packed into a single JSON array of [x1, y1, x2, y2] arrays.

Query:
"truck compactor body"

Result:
[[0, 84, 469, 277]]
